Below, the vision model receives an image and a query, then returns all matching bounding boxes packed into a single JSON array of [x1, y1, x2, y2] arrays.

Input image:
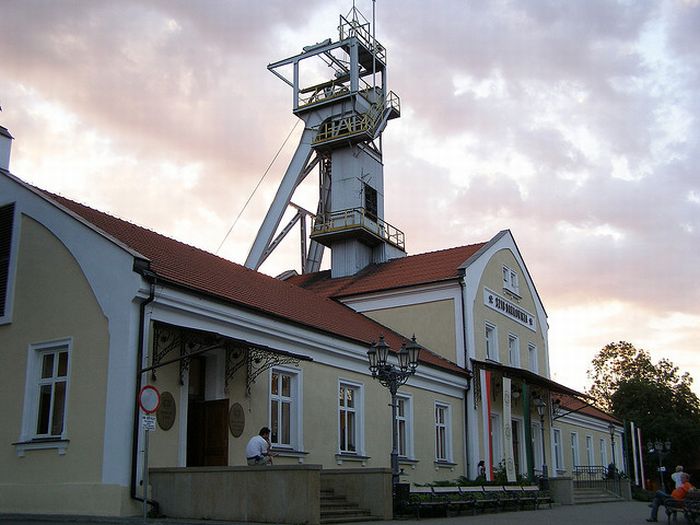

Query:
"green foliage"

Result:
[[587, 341, 700, 479], [586, 341, 696, 412]]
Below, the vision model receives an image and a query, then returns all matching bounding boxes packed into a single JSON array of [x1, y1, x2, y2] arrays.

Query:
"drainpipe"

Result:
[[458, 270, 471, 477], [130, 265, 159, 515]]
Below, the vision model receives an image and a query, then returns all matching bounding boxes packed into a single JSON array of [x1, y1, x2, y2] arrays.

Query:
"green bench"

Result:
[[406, 485, 552, 518]]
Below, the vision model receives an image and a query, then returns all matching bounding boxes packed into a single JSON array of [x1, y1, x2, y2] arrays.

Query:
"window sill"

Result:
[[434, 460, 457, 471], [399, 457, 419, 470], [14, 438, 69, 457], [503, 288, 522, 301], [270, 447, 309, 464], [335, 453, 370, 466]]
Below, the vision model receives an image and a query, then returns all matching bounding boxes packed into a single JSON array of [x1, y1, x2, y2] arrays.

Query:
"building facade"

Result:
[[0, 8, 625, 519]]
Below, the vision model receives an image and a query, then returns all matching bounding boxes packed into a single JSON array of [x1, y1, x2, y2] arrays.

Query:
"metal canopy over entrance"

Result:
[[471, 358, 590, 405], [143, 321, 312, 395]]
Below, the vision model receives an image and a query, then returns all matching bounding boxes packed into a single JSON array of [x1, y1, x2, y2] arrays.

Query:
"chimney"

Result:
[[0, 125, 13, 172]]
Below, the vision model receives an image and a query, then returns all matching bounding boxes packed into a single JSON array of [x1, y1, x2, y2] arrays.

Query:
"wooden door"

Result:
[[203, 399, 229, 466]]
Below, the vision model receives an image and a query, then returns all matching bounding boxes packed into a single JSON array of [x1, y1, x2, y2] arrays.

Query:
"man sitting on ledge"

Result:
[[647, 472, 695, 522], [246, 426, 274, 466]]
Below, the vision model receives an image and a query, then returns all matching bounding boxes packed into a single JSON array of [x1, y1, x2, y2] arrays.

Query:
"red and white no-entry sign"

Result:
[[138, 385, 161, 414]]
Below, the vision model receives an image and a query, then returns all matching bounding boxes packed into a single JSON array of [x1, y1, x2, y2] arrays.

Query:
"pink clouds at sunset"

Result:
[[1, 0, 699, 394]]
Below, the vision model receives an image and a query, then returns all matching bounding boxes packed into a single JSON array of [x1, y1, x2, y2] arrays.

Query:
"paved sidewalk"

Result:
[[362, 501, 652, 525], [1, 501, 653, 525]]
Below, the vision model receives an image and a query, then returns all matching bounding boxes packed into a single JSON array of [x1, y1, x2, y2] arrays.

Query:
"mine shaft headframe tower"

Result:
[[245, 5, 406, 278]]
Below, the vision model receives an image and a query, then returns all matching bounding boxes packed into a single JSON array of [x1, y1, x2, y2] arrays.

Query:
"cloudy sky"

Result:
[[2, 0, 699, 396]]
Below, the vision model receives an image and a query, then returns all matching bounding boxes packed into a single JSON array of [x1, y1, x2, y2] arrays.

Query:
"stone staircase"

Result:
[[573, 486, 624, 504], [320, 488, 381, 524]]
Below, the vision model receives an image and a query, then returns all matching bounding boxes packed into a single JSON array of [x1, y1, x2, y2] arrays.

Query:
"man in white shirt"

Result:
[[246, 427, 273, 466], [672, 466, 684, 489]]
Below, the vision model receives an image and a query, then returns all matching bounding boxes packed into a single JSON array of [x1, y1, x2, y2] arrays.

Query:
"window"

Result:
[[364, 184, 378, 221], [270, 369, 299, 448], [435, 402, 452, 462], [600, 438, 607, 466], [532, 422, 543, 471], [18, 339, 72, 456], [490, 413, 503, 466], [502, 265, 519, 295], [553, 429, 563, 470], [396, 395, 413, 458], [570, 432, 580, 467], [528, 343, 538, 373], [586, 435, 594, 466], [508, 334, 520, 367], [485, 322, 498, 361], [339, 382, 363, 454], [0, 203, 15, 319]]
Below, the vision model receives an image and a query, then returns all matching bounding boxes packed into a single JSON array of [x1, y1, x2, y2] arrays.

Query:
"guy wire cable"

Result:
[[215, 119, 301, 255]]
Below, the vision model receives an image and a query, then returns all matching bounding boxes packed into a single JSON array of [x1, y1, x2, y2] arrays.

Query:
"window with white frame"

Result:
[[270, 368, 300, 448], [21, 340, 71, 443], [502, 266, 520, 295], [339, 382, 362, 454], [0, 203, 16, 320], [528, 343, 538, 373], [570, 432, 580, 467], [434, 402, 452, 462], [532, 422, 543, 471], [485, 322, 498, 361], [586, 435, 594, 466], [508, 334, 520, 367], [396, 395, 413, 458], [600, 438, 608, 466], [490, 413, 503, 466], [553, 428, 563, 470]]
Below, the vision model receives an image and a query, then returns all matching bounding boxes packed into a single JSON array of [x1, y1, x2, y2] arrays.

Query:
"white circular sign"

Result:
[[138, 385, 161, 414]]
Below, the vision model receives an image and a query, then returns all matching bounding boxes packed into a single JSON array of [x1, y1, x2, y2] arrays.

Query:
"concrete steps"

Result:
[[320, 489, 381, 524], [574, 487, 623, 504]]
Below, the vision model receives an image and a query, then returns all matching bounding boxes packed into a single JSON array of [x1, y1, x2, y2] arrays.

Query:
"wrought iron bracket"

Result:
[[149, 322, 305, 394]]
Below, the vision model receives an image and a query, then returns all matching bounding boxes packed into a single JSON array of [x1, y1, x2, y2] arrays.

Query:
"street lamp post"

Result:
[[647, 440, 671, 491], [608, 422, 617, 478], [367, 335, 421, 496], [534, 397, 549, 490]]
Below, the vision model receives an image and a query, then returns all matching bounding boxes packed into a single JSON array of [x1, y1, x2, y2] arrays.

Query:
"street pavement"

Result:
[[1, 501, 655, 525]]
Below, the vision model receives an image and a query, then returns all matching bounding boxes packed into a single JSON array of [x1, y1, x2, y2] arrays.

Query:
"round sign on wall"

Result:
[[228, 402, 245, 438], [156, 392, 176, 431], [138, 385, 161, 414]]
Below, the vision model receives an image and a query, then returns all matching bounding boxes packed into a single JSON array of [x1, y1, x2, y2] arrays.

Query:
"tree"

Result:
[[587, 341, 696, 412], [587, 341, 700, 481]]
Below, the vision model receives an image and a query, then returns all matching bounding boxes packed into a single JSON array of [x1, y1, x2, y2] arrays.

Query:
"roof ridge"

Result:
[[44, 188, 255, 270], [405, 241, 488, 259]]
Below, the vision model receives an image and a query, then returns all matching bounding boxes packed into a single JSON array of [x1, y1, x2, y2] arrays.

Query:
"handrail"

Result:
[[312, 91, 400, 145], [338, 14, 386, 63], [312, 207, 405, 250], [299, 76, 375, 109]]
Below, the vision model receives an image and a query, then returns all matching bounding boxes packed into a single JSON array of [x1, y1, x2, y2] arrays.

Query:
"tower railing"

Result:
[[299, 76, 375, 109], [312, 91, 400, 146], [312, 207, 405, 250], [338, 14, 386, 63]]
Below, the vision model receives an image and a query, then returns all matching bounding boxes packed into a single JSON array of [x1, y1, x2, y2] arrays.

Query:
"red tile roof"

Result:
[[287, 243, 487, 298], [39, 188, 466, 377]]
